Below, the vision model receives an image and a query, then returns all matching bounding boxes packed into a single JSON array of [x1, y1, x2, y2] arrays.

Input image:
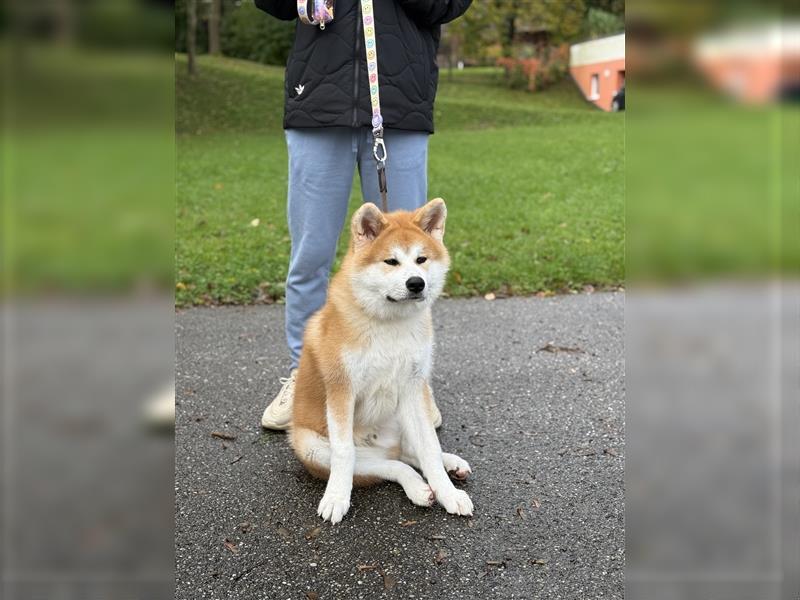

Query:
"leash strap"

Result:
[[360, 0, 388, 212], [296, 0, 388, 211]]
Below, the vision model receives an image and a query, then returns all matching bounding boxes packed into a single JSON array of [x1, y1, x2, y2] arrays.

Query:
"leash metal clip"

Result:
[[372, 133, 387, 165], [372, 128, 389, 212]]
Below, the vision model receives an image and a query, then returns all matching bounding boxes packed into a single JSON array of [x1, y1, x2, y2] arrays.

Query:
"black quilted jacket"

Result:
[[254, 0, 471, 133]]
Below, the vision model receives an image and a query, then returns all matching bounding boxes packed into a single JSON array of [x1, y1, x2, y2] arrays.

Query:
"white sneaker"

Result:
[[261, 369, 298, 430]]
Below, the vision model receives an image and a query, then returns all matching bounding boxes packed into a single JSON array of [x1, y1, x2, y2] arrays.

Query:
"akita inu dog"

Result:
[[290, 198, 473, 524]]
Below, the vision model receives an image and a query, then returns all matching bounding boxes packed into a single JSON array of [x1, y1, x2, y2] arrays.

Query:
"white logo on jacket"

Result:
[[295, 83, 305, 96]]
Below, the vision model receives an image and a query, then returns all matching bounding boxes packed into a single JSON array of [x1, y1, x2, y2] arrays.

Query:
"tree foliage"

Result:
[[490, 0, 587, 55], [176, 0, 294, 66], [442, 2, 497, 64], [220, 2, 294, 66], [585, 0, 625, 18], [583, 7, 624, 39]]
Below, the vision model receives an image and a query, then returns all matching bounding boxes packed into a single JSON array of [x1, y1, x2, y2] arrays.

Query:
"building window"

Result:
[[590, 74, 600, 100]]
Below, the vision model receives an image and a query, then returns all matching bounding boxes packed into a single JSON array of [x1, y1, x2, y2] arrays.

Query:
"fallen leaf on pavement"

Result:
[[304, 526, 322, 540], [537, 343, 584, 354], [400, 520, 418, 527], [305, 592, 319, 600], [433, 549, 449, 565], [381, 571, 396, 590], [486, 560, 505, 566], [223, 538, 239, 554], [211, 431, 237, 441], [357, 564, 378, 572], [531, 498, 541, 510], [516, 506, 527, 519], [276, 526, 291, 541]]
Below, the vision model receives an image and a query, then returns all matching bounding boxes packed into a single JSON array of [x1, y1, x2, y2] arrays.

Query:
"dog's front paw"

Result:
[[443, 453, 472, 481], [317, 492, 350, 524], [435, 488, 473, 516]]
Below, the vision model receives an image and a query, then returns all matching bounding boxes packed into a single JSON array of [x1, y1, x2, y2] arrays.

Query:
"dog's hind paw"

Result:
[[317, 492, 350, 524]]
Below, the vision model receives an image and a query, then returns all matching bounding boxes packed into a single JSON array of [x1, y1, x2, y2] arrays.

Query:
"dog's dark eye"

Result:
[[384, 258, 400, 266], [416, 256, 428, 264]]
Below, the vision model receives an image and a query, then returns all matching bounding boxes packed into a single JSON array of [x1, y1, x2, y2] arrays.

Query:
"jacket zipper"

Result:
[[352, 3, 362, 127]]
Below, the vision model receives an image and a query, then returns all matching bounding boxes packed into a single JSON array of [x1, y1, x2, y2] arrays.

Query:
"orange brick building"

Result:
[[569, 34, 625, 112]]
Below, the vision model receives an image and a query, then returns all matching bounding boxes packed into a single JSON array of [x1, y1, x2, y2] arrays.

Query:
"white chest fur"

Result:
[[342, 316, 433, 426]]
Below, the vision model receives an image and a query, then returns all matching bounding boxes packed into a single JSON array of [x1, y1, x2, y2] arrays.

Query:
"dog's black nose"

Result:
[[406, 277, 425, 294]]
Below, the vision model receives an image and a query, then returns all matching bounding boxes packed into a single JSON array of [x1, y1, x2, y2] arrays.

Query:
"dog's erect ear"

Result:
[[351, 203, 388, 249], [414, 198, 447, 241]]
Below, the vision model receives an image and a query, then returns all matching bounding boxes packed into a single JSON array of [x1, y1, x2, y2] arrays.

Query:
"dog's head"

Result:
[[347, 198, 450, 320]]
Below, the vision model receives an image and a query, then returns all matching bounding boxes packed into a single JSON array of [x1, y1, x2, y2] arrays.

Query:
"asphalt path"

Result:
[[175, 293, 624, 599]]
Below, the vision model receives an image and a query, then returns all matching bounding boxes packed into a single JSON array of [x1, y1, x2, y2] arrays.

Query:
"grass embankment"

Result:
[[176, 55, 624, 306]]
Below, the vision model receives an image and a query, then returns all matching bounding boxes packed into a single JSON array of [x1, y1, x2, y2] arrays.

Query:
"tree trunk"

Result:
[[503, 14, 516, 57], [187, 0, 198, 75], [53, 0, 75, 46], [208, 0, 222, 56]]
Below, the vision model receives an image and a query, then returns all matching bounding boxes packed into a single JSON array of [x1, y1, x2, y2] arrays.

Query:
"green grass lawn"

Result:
[[176, 54, 624, 306]]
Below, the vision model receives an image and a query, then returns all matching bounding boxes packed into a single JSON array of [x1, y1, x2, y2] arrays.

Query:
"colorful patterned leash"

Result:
[[296, 0, 388, 211], [359, 0, 388, 212]]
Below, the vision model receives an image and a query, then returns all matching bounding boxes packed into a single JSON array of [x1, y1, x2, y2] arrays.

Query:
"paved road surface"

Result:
[[175, 293, 624, 599]]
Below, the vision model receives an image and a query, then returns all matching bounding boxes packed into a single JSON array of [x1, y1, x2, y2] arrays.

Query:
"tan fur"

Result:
[[290, 200, 449, 488]]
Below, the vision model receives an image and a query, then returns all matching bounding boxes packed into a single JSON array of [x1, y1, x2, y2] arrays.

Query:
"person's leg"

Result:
[[263, 128, 357, 430], [357, 128, 429, 211], [284, 128, 357, 369]]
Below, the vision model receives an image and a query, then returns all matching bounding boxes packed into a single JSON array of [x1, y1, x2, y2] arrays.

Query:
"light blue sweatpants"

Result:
[[284, 127, 429, 369]]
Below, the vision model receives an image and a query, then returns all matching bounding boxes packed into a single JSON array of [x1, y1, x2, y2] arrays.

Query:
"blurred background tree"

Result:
[[187, 0, 197, 74], [582, 6, 625, 39], [209, 0, 222, 55], [439, 2, 497, 69], [176, 0, 294, 65]]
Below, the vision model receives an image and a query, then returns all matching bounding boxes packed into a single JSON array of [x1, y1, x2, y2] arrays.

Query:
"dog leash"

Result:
[[359, 0, 388, 212], [297, 0, 389, 212]]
